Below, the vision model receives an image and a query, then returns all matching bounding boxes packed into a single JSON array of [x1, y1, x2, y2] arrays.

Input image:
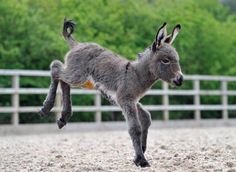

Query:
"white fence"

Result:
[[0, 69, 236, 129]]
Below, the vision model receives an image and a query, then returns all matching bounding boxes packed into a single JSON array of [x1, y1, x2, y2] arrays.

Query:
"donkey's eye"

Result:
[[161, 59, 170, 64]]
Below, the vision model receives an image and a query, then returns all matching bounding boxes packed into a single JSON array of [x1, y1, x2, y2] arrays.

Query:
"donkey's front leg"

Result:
[[137, 103, 151, 153], [119, 101, 150, 167]]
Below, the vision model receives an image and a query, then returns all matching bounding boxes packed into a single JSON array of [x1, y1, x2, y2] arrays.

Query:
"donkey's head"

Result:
[[149, 22, 183, 86]]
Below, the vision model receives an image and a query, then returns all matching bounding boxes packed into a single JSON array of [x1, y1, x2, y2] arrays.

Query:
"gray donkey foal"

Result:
[[39, 19, 183, 167]]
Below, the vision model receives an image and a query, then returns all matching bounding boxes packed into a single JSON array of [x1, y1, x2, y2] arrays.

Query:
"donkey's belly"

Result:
[[95, 83, 117, 105]]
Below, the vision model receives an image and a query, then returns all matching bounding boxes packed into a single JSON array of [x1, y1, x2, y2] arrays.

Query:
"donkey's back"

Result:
[[63, 42, 129, 90]]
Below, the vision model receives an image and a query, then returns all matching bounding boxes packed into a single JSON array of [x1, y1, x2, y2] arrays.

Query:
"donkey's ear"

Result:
[[152, 22, 167, 52], [164, 24, 181, 45]]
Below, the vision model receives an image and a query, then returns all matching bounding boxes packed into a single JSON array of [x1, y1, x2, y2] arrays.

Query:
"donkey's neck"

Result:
[[132, 48, 158, 89]]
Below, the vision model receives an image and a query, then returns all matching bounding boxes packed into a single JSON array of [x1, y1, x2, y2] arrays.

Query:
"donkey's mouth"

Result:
[[173, 80, 182, 86], [172, 75, 183, 86]]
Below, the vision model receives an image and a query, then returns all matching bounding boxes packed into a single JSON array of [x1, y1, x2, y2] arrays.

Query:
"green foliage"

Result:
[[1, 0, 236, 72], [221, 0, 236, 13], [0, 0, 236, 122]]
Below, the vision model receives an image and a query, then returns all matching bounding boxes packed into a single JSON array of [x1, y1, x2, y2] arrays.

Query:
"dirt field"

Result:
[[1, 127, 236, 172]]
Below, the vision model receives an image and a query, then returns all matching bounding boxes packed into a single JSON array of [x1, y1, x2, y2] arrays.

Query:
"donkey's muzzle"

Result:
[[173, 75, 183, 86]]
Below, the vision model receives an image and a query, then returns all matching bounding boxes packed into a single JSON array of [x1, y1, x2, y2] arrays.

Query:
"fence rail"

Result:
[[1, 69, 236, 127]]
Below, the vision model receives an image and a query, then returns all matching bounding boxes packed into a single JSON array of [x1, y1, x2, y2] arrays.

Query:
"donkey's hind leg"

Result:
[[57, 80, 72, 129], [39, 60, 63, 117], [39, 78, 59, 117]]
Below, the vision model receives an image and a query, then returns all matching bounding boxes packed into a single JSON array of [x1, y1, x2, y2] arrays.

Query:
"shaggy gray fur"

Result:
[[39, 19, 183, 167]]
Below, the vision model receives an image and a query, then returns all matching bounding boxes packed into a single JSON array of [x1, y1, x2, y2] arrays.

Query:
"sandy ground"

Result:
[[1, 127, 236, 172]]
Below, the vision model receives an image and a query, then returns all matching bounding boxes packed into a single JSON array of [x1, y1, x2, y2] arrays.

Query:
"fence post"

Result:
[[162, 82, 169, 121], [11, 75, 19, 126], [221, 80, 228, 120], [95, 91, 101, 123], [194, 79, 201, 120]]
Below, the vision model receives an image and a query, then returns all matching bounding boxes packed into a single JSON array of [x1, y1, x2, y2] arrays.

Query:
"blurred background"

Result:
[[0, 0, 236, 127]]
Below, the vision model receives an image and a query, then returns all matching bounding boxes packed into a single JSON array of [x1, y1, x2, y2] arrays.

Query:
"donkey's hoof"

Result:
[[133, 156, 150, 168], [38, 108, 48, 117], [142, 146, 146, 153], [57, 119, 66, 129]]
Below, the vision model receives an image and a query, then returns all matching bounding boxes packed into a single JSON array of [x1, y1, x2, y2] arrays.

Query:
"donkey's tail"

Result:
[[63, 18, 77, 49]]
